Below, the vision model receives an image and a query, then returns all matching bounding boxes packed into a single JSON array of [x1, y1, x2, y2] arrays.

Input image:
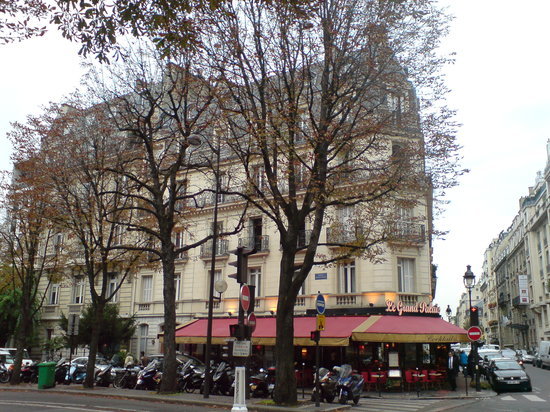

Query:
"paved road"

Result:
[[437, 364, 549, 412], [351, 397, 442, 411], [0, 391, 222, 412]]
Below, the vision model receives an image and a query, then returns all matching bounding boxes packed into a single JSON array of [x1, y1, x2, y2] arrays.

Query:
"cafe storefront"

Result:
[[172, 300, 469, 388]]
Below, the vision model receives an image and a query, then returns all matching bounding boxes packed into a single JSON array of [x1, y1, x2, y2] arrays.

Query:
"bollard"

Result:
[[232, 366, 248, 412]]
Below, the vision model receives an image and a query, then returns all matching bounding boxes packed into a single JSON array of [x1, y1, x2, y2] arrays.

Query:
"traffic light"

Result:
[[470, 306, 479, 326], [229, 323, 249, 340], [310, 330, 320, 343], [229, 247, 249, 284]]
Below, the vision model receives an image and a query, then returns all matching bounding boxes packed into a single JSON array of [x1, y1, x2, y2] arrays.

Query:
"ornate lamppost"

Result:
[[463, 265, 480, 392]]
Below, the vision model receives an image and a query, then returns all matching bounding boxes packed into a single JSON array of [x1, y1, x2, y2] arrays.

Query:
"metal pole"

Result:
[[315, 340, 320, 407], [204, 140, 221, 399]]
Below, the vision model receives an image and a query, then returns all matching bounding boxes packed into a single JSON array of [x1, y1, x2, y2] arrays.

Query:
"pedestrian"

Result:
[[446, 350, 460, 391], [140, 351, 149, 367], [124, 353, 135, 368], [459, 350, 468, 376]]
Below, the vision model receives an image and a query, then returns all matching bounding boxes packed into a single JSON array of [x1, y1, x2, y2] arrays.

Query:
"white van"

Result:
[[0, 348, 32, 366], [538, 341, 550, 369]]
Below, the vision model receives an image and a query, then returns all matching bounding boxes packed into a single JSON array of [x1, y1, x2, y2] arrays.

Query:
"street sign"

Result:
[[316, 314, 325, 331], [232, 340, 251, 357], [247, 312, 257, 333], [240, 284, 251, 312], [315, 293, 326, 315], [467, 326, 482, 341]]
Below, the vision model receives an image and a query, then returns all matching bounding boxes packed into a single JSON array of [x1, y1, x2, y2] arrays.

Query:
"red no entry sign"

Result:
[[467, 326, 482, 341], [240, 284, 251, 312], [247, 312, 257, 333]]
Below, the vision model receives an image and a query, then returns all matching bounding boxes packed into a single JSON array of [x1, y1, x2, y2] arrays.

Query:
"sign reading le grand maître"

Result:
[[385, 300, 440, 316]]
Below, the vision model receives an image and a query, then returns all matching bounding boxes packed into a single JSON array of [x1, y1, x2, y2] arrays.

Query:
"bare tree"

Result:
[[37, 102, 148, 388], [200, 0, 462, 404], [81, 43, 246, 391], [0, 114, 63, 385]]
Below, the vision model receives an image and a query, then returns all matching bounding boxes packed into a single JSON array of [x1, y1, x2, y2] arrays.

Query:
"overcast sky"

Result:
[[1, 1, 549, 315]]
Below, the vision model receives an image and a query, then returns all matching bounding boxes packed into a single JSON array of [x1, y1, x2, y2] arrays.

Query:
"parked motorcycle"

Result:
[[20, 361, 39, 383], [250, 368, 269, 398], [311, 367, 337, 403], [55, 359, 69, 384], [0, 363, 10, 384], [335, 364, 363, 405], [177, 361, 204, 393], [211, 362, 233, 396], [135, 359, 161, 390], [67, 362, 87, 384], [95, 364, 113, 387]]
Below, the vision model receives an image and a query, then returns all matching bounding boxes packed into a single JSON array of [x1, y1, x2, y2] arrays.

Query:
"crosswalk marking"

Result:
[[501, 395, 516, 401], [353, 398, 439, 412], [522, 394, 545, 402]]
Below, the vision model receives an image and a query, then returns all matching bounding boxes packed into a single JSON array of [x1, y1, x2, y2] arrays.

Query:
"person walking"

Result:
[[459, 350, 468, 376], [447, 350, 460, 391]]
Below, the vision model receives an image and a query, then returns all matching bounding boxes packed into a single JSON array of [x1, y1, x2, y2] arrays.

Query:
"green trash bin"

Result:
[[37, 362, 57, 389]]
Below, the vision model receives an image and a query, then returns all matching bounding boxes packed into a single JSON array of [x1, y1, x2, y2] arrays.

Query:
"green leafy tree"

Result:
[[60, 304, 136, 356], [0, 288, 20, 346]]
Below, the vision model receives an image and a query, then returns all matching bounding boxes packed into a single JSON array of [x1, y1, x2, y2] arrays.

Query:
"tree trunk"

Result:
[[10, 306, 31, 385], [83, 301, 105, 388], [273, 252, 298, 404], [159, 242, 177, 393]]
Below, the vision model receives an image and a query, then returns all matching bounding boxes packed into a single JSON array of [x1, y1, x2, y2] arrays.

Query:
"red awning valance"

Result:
[[351, 315, 469, 343], [174, 316, 367, 346]]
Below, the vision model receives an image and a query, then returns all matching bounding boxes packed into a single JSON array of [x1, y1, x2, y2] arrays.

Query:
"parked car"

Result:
[[500, 348, 518, 360], [71, 356, 111, 372], [487, 358, 532, 394], [480, 351, 504, 378], [516, 350, 534, 364]]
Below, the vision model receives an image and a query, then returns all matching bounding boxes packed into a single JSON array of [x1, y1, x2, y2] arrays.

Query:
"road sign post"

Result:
[[314, 293, 325, 407]]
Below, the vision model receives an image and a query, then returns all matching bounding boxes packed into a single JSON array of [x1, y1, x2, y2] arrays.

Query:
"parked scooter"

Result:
[[250, 368, 270, 398], [177, 361, 205, 393], [55, 358, 69, 384], [95, 364, 113, 387], [311, 367, 338, 403], [211, 362, 234, 396], [135, 359, 161, 390], [67, 362, 87, 384], [20, 361, 39, 383], [335, 364, 363, 405], [0, 363, 10, 384]]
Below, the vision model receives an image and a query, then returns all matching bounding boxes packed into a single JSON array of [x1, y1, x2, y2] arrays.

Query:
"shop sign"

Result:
[[385, 300, 440, 316]]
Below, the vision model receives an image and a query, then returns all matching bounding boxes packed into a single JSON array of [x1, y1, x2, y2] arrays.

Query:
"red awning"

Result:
[[174, 316, 367, 346], [351, 315, 469, 343]]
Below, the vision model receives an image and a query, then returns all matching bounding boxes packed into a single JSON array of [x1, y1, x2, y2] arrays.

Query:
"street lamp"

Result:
[[203, 134, 226, 399], [445, 305, 452, 323], [463, 265, 480, 392]]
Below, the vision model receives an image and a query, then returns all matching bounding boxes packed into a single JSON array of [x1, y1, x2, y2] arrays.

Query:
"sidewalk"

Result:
[[0, 374, 496, 411]]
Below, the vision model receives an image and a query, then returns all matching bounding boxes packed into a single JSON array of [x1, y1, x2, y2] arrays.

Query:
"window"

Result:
[[252, 165, 266, 191], [397, 258, 415, 293], [141, 275, 153, 302], [174, 273, 181, 300], [294, 268, 306, 295], [174, 231, 186, 259], [249, 268, 261, 297], [108, 273, 118, 302], [339, 261, 356, 293], [207, 270, 222, 298], [54, 233, 63, 253], [49, 284, 60, 305], [72, 277, 85, 304], [112, 225, 123, 246], [139, 324, 149, 355]]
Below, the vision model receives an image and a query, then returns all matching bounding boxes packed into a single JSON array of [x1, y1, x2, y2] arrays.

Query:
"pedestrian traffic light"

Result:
[[470, 306, 479, 326]]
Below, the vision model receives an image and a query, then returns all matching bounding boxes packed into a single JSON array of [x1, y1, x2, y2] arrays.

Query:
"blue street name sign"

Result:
[[315, 293, 326, 315]]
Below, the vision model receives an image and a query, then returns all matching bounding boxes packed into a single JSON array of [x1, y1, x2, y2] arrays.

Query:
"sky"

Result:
[[1, 1, 550, 315]]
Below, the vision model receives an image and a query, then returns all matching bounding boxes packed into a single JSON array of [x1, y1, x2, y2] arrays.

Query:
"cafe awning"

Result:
[[351, 315, 469, 343], [174, 316, 368, 346]]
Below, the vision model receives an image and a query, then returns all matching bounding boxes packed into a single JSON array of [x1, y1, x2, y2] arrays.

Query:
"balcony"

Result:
[[238, 235, 270, 252], [200, 239, 229, 258], [388, 222, 426, 244], [326, 225, 364, 245]]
